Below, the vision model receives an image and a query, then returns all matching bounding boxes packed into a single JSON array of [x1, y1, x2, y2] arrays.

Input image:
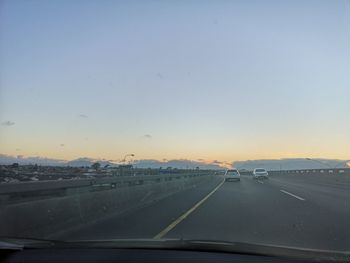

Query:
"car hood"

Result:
[[1, 237, 349, 262]]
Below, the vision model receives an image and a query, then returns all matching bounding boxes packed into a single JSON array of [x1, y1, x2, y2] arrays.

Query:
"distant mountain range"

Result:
[[233, 158, 350, 171], [65, 158, 114, 167], [0, 154, 348, 170], [0, 154, 222, 169], [0, 154, 66, 166], [0, 154, 114, 167], [132, 159, 223, 170]]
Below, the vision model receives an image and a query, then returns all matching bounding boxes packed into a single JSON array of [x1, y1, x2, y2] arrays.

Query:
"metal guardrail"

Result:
[[268, 168, 350, 175]]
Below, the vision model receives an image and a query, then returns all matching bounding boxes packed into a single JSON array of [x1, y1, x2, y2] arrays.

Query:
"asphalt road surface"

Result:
[[61, 175, 350, 251]]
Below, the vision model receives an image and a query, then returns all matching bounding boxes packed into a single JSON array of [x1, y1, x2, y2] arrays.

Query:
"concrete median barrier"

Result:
[[0, 173, 217, 238]]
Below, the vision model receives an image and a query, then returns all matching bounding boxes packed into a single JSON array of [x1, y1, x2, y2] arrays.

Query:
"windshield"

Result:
[[1, 0, 350, 258]]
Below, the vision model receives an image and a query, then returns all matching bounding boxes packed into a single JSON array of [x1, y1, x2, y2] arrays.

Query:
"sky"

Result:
[[1, 0, 350, 163]]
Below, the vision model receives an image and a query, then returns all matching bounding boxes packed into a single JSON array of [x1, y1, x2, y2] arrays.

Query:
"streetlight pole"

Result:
[[118, 154, 135, 177], [121, 154, 135, 164]]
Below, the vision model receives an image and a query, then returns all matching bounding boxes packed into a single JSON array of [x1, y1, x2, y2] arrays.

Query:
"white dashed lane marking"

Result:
[[280, 189, 305, 201]]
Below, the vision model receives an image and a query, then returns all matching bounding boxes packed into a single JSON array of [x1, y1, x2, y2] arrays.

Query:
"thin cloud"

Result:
[[2, 120, 15, 126], [143, 134, 152, 139], [60, 144, 65, 147], [79, 114, 88, 118]]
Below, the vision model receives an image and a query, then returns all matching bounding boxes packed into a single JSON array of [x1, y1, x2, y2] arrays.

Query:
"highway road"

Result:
[[60, 174, 350, 251]]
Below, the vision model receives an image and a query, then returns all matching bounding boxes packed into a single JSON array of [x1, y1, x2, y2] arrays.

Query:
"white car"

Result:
[[224, 169, 241, 182], [253, 168, 268, 179]]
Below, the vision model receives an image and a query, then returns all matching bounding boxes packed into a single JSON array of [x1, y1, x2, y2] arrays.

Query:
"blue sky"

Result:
[[1, 0, 350, 162]]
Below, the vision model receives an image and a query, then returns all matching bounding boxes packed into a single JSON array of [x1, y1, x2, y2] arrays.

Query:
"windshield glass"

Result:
[[1, 0, 350, 258]]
